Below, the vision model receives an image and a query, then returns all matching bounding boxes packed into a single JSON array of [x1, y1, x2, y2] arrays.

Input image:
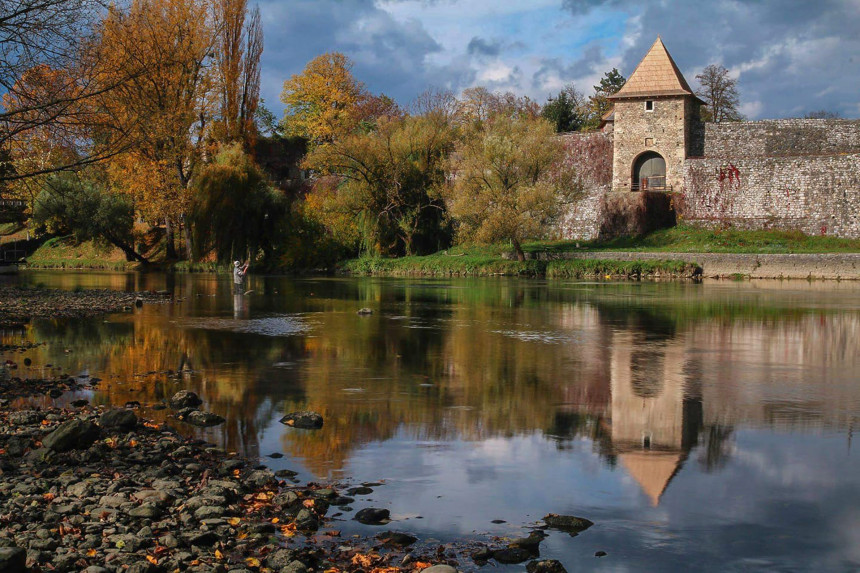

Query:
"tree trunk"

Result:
[[512, 237, 525, 262], [182, 214, 193, 260], [165, 217, 177, 259], [106, 234, 149, 265]]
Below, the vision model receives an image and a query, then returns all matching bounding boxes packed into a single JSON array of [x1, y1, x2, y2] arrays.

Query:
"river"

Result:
[[3, 270, 860, 571]]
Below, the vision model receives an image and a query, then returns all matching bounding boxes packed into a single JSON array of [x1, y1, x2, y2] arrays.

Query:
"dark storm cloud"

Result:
[[257, 0, 450, 114], [467, 36, 502, 57], [562, 0, 860, 118], [532, 43, 607, 95]]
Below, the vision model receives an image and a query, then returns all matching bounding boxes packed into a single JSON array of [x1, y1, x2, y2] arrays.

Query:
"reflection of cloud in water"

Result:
[[182, 315, 314, 337]]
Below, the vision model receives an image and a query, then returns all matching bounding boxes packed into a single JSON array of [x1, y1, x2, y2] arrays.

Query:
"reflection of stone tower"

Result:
[[609, 331, 701, 505], [608, 37, 702, 193]]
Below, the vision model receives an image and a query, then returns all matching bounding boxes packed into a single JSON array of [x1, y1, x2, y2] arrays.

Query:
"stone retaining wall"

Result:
[[534, 251, 860, 279]]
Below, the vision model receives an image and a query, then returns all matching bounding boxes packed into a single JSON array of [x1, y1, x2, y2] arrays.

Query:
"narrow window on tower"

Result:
[[645, 100, 654, 111]]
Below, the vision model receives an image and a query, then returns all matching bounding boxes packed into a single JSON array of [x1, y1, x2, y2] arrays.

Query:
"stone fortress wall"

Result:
[[560, 118, 860, 240], [682, 119, 860, 237]]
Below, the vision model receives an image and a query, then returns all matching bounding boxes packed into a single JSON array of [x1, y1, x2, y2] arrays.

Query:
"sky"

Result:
[[257, 0, 860, 120]]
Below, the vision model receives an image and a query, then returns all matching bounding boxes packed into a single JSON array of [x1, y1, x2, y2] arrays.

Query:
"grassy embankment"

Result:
[[20, 235, 227, 272], [17, 224, 860, 276], [343, 225, 860, 278]]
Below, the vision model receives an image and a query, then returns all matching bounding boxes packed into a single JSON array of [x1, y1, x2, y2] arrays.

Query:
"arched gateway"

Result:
[[632, 151, 667, 191]]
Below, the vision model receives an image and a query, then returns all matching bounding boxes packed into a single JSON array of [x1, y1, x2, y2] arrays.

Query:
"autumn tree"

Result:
[[94, 0, 217, 259], [32, 171, 147, 262], [190, 143, 285, 263], [213, 0, 263, 148], [695, 64, 743, 123], [541, 84, 588, 132], [280, 52, 367, 145], [303, 113, 455, 256], [584, 68, 625, 129], [447, 115, 576, 261]]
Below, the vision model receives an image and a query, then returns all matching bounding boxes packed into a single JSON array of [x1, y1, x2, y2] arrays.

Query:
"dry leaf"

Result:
[[146, 555, 158, 565], [413, 562, 433, 571], [271, 517, 280, 524], [86, 549, 97, 557], [246, 557, 262, 568], [228, 517, 241, 526], [302, 499, 315, 508]]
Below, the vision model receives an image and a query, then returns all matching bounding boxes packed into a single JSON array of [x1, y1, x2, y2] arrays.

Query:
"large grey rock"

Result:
[[422, 566, 458, 573], [42, 418, 100, 452], [354, 507, 390, 525], [543, 513, 593, 533], [279, 411, 323, 429], [281, 561, 309, 573], [294, 508, 319, 531], [169, 390, 202, 410], [0, 546, 26, 573], [527, 560, 568, 573], [99, 409, 138, 431]]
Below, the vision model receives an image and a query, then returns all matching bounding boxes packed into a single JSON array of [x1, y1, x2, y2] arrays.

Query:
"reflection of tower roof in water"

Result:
[[619, 451, 684, 506]]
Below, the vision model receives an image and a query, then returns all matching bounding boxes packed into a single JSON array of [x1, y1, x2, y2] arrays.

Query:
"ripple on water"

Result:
[[491, 329, 584, 344], [182, 315, 313, 337]]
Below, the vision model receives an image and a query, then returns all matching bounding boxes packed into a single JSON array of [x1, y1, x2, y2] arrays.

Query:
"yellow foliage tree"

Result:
[[447, 115, 576, 261], [279, 52, 367, 145], [303, 114, 454, 256]]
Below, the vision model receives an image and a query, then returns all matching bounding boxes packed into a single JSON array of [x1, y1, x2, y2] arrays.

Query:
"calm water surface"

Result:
[[4, 271, 860, 571]]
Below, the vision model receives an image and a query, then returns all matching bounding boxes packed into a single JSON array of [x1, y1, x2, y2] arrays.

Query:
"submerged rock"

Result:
[[543, 513, 593, 533], [493, 547, 533, 564], [527, 559, 568, 573], [377, 531, 417, 547], [357, 308, 373, 315], [279, 411, 323, 429], [354, 507, 390, 525], [183, 411, 225, 427], [169, 390, 202, 410]]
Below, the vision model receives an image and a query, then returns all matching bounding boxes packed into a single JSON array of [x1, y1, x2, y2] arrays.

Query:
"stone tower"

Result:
[[608, 37, 702, 193]]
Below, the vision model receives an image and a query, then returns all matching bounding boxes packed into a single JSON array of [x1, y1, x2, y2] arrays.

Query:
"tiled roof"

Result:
[[609, 37, 696, 100]]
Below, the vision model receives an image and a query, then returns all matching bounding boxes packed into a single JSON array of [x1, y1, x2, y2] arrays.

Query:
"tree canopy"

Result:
[[695, 64, 743, 123], [447, 114, 577, 261], [279, 52, 367, 145]]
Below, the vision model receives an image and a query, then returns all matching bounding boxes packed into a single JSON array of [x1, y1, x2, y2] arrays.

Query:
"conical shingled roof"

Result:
[[608, 37, 696, 99]]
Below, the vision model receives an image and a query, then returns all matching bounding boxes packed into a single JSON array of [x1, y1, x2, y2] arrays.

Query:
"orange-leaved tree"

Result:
[[212, 0, 263, 149], [280, 52, 367, 146], [93, 0, 217, 259]]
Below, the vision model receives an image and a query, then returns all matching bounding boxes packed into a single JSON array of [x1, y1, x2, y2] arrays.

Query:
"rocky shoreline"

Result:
[[0, 286, 169, 325], [0, 401, 592, 573]]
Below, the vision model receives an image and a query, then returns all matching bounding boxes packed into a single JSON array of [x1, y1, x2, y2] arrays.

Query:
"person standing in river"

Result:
[[233, 260, 249, 294]]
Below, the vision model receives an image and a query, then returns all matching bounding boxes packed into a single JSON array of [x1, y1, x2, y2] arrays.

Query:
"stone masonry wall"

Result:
[[612, 97, 688, 192], [702, 119, 860, 158], [556, 131, 613, 240], [682, 154, 860, 237]]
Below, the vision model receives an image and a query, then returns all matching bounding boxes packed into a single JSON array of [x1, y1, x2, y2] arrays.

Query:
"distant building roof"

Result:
[[609, 37, 699, 101]]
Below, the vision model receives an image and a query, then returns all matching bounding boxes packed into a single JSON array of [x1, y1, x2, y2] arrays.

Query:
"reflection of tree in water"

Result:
[[22, 308, 306, 457]]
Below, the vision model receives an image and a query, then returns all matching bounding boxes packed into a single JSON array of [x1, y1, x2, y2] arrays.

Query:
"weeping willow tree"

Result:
[[189, 143, 286, 264]]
